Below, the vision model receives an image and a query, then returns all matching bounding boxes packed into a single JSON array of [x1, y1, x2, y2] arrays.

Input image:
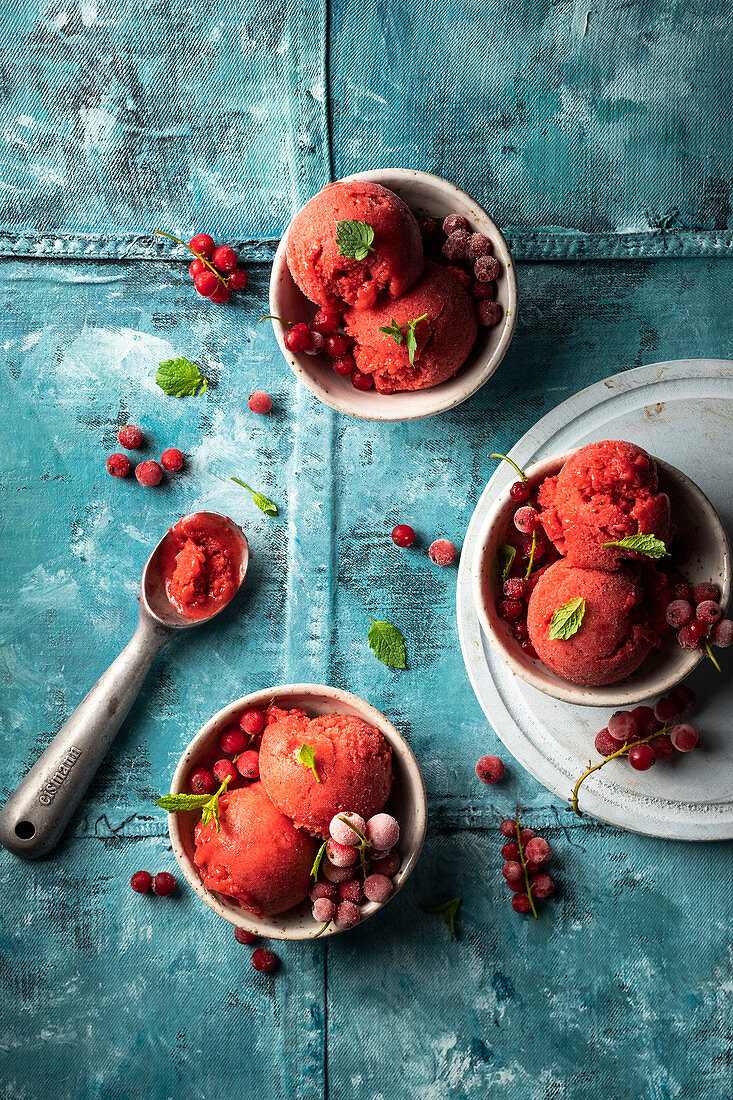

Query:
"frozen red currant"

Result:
[[363, 873, 392, 904], [189, 767, 216, 794], [529, 873, 554, 899], [392, 524, 416, 548], [512, 893, 532, 914], [673, 582, 694, 602], [130, 870, 152, 893], [509, 480, 530, 502], [443, 214, 470, 235], [221, 727, 246, 755], [209, 282, 232, 304], [472, 280, 496, 301], [234, 927, 256, 944], [524, 837, 551, 864], [338, 878, 364, 904], [477, 300, 502, 326], [227, 268, 248, 290], [630, 706, 657, 738], [429, 539, 457, 566], [370, 851, 400, 877], [677, 621, 708, 649], [502, 860, 524, 884], [190, 233, 215, 257], [711, 619, 733, 647], [351, 370, 374, 390], [311, 309, 341, 335], [475, 755, 505, 784], [160, 448, 183, 471], [500, 818, 517, 838], [152, 871, 176, 896], [194, 270, 219, 297], [312, 897, 336, 923], [670, 723, 699, 752], [474, 255, 500, 282], [653, 697, 678, 724], [213, 758, 237, 784], [501, 841, 519, 860], [608, 710, 639, 744], [520, 639, 538, 658], [594, 728, 618, 756], [442, 230, 471, 263], [106, 453, 131, 478], [696, 600, 722, 625], [650, 734, 675, 760], [519, 828, 535, 844], [332, 354, 355, 376], [118, 424, 144, 449], [284, 323, 311, 353], [236, 750, 260, 779], [468, 233, 493, 258], [240, 708, 266, 737], [503, 577, 526, 600], [135, 460, 163, 487], [211, 245, 238, 272], [304, 330, 325, 355], [513, 507, 540, 535], [693, 582, 720, 604], [665, 600, 694, 628], [248, 391, 272, 415], [334, 901, 361, 929], [310, 881, 338, 903], [326, 839, 358, 868], [512, 620, 529, 641], [445, 264, 473, 289], [251, 948, 278, 973], [498, 598, 524, 621], [324, 333, 352, 357], [628, 743, 656, 770]]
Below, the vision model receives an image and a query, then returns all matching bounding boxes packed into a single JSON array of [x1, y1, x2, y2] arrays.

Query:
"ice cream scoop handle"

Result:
[[0, 611, 171, 859]]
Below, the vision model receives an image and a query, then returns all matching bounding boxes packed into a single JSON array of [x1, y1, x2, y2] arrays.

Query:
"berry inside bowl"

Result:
[[269, 168, 517, 422], [472, 451, 731, 707], [167, 684, 427, 940]]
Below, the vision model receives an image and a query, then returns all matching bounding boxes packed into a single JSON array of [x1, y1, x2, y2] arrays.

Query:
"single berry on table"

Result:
[[650, 734, 675, 760], [304, 330, 325, 355], [135, 460, 163, 487], [251, 948, 278, 973], [509, 480, 530, 502], [474, 255, 500, 282], [477, 300, 502, 326], [211, 245, 238, 272], [665, 599, 694, 629], [711, 619, 733, 647], [468, 233, 493, 258], [501, 841, 520, 861], [213, 758, 238, 784], [208, 282, 232, 305], [351, 370, 374, 390], [443, 214, 470, 235], [370, 850, 400, 877], [475, 755, 505, 784], [442, 230, 471, 262], [227, 267, 248, 290], [498, 598, 524, 621], [326, 838, 358, 868], [595, 728, 618, 756], [310, 881, 338, 903], [236, 750, 260, 780], [338, 878, 364, 904], [106, 453, 131, 478], [363, 873, 393, 903], [194, 270, 219, 297], [189, 767, 216, 794], [332, 354, 355, 376], [312, 897, 336, 923], [513, 506, 540, 535], [670, 723, 699, 752], [234, 927, 256, 944], [653, 696, 678, 723], [428, 539, 457, 566], [160, 448, 183, 472], [524, 836, 551, 864], [130, 870, 152, 894], [693, 582, 720, 604], [117, 424, 144, 449], [696, 600, 722, 625], [329, 812, 366, 846], [310, 309, 341, 335], [189, 233, 215, 257], [530, 873, 555, 899], [334, 901, 361, 929], [365, 813, 400, 851], [669, 684, 696, 716], [248, 391, 272, 415], [512, 893, 532, 914], [324, 333, 352, 357], [628, 743, 656, 771], [677, 621, 708, 649], [284, 323, 311, 353], [152, 871, 176, 896], [391, 524, 416, 548], [220, 727, 247, 755]]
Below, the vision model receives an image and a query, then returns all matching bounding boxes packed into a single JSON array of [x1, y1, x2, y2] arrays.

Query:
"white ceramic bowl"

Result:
[[168, 684, 427, 940], [473, 451, 731, 707], [269, 168, 517, 421]]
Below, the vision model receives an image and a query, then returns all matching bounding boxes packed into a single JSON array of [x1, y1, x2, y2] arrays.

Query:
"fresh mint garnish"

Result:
[[335, 219, 375, 260], [231, 477, 278, 516], [156, 357, 209, 397], [368, 617, 407, 669], [295, 743, 320, 783], [602, 534, 668, 559], [421, 897, 462, 942], [497, 543, 516, 583], [155, 775, 231, 833], [378, 314, 428, 366], [548, 597, 586, 641], [311, 839, 328, 881]]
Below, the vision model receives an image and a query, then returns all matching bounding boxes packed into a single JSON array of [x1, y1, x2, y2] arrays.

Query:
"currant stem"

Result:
[[703, 640, 721, 672], [490, 453, 527, 484], [514, 807, 538, 919], [313, 920, 331, 938], [153, 229, 226, 286], [524, 530, 537, 580], [231, 477, 254, 496], [570, 723, 672, 817], [259, 314, 292, 326]]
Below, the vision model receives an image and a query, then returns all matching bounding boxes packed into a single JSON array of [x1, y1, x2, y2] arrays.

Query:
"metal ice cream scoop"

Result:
[[0, 512, 248, 860]]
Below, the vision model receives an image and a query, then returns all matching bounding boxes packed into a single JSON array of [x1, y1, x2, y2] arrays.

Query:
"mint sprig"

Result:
[[602, 534, 669, 559], [231, 477, 278, 516], [421, 897, 462, 942], [155, 775, 231, 833], [378, 314, 428, 366], [335, 219, 375, 260], [548, 597, 586, 641], [311, 839, 328, 881], [497, 543, 516, 584], [156, 357, 209, 397], [295, 743, 320, 783], [368, 617, 407, 669]]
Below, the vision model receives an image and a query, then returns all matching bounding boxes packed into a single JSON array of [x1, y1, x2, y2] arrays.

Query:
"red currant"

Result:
[[475, 755, 505, 784], [677, 621, 707, 649], [351, 370, 374, 390], [227, 267, 248, 290], [498, 598, 523, 621], [509, 481, 530, 502], [248, 391, 272, 415], [130, 871, 152, 894], [189, 258, 205, 278], [511, 893, 532, 913], [251, 948, 278, 973], [209, 283, 232, 305], [213, 758, 238, 784], [693, 582, 720, 604], [529, 873, 554, 899], [501, 841, 520, 860], [221, 728, 247, 754], [696, 600, 722, 625], [607, 710, 639, 744], [284, 323, 311, 353], [310, 309, 341, 335], [513, 507, 540, 535], [673, 582, 694, 602], [650, 734, 675, 760], [135, 460, 163, 487], [668, 684, 696, 716], [332, 355, 355, 376], [500, 818, 516, 838], [189, 233, 215, 257], [160, 448, 183, 471], [106, 454, 131, 478], [211, 245, 238, 272], [628, 743, 656, 770], [324, 332, 352, 357], [189, 767, 216, 795], [118, 424, 144, 449], [234, 927, 256, 944], [670, 723, 699, 752], [630, 706, 657, 738], [304, 330, 325, 355], [194, 270, 219, 297], [391, 524, 416, 548], [520, 639, 538, 658], [239, 708, 266, 737], [152, 871, 176, 896], [477, 300, 502, 326], [512, 620, 529, 641], [594, 728, 618, 756], [503, 577, 526, 600], [237, 750, 260, 780]]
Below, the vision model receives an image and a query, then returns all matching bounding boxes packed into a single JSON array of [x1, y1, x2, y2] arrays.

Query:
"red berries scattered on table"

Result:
[[475, 754, 505, 784], [135, 460, 164, 487], [106, 453, 131, 478], [391, 524, 416, 548], [251, 947, 278, 973], [428, 539, 457, 566], [248, 391, 272, 415], [234, 927, 256, 945], [160, 448, 184, 471], [118, 424, 144, 449], [130, 870, 176, 896], [106, 423, 186, 487]]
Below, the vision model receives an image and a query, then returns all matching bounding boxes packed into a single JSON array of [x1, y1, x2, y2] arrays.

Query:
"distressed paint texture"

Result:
[[1, 0, 733, 1096]]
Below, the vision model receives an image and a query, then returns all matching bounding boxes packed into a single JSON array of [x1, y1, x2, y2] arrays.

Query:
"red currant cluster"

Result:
[[106, 424, 184, 486], [419, 213, 503, 326], [156, 230, 248, 305], [276, 308, 374, 391], [665, 581, 732, 660], [499, 814, 555, 917], [187, 705, 267, 796], [594, 685, 699, 770]]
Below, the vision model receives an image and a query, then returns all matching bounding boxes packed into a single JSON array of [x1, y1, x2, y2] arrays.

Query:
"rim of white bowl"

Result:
[[168, 684, 428, 940], [268, 167, 518, 421], [472, 451, 731, 707]]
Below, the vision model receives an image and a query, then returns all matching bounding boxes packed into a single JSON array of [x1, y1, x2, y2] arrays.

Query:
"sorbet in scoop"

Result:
[[259, 710, 392, 837], [193, 783, 317, 917], [285, 180, 423, 310], [159, 513, 243, 620]]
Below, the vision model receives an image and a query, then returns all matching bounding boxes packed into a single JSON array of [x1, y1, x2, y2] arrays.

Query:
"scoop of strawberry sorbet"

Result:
[[285, 180, 423, 310], [259, 710, 392, 838], [537, 440, 671, 570], [526, 559, 668, 687]]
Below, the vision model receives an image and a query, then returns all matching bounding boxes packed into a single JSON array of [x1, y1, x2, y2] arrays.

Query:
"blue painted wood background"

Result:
[[1, 1, 732, 1097]]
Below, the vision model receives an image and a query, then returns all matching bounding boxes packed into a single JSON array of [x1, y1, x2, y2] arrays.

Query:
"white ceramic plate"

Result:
[[457, 359, 733, 840]]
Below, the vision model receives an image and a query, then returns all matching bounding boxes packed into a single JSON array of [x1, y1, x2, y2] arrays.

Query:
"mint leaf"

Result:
[[336, 219, 375, 260], [200, 776, 232, 832], [548, 597, 586, 641], [231, 477, 278, 516], [156, 357, 208, 397], [378, 314, 427, 366], [497, 543, 516, 583], [421, 897, 462, 942], [156, 776, 231, 834], [311, 839, 328, 881], [602, 534, 668, 559], [368, 617, 407, 669], [295, 743, 320, 783], [378, 318, 404, 346]]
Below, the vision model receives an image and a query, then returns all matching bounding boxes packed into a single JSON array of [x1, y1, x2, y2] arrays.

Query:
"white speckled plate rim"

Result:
[[457, 359, 733, 841]]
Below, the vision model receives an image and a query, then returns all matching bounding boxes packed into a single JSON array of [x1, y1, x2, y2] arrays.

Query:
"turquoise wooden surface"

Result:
[[1, 1, 732, 1097]]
